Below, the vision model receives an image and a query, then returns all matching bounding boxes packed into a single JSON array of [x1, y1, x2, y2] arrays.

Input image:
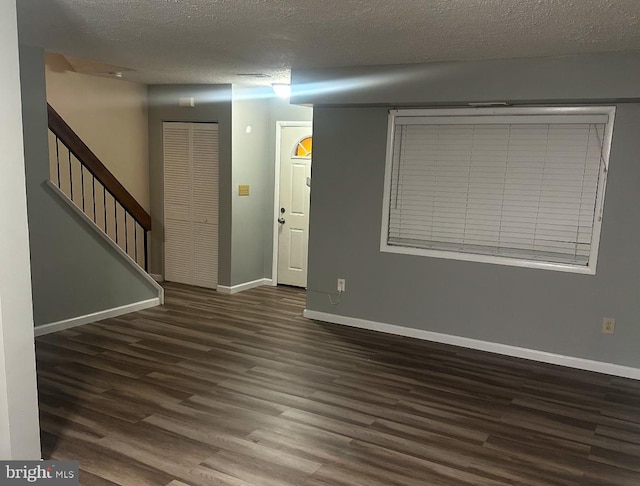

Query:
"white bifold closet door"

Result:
[[163, 122, 219, 289]]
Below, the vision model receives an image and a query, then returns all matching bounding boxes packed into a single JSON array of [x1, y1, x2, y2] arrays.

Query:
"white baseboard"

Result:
[[217, 278, 273, 295], [34, 298, 161, 337], [303, 309, 640, 380]]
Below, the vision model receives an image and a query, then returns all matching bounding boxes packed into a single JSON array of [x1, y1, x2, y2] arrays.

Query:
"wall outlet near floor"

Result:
[[337, 278, 346, 293], [602, 317, 616, 334]]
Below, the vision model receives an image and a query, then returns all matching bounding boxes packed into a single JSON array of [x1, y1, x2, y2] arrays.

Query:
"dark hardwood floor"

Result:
[[36, 283, 640, 485]]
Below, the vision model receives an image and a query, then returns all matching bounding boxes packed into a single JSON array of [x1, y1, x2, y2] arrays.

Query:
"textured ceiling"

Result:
[[16, 0, 640, 85]]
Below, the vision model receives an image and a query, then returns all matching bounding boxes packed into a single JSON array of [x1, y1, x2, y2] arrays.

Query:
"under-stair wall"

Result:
[[19, 44, 161, 331]]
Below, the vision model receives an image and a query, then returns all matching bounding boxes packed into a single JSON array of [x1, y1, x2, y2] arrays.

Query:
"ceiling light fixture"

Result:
[[272, 83, 291, 99]]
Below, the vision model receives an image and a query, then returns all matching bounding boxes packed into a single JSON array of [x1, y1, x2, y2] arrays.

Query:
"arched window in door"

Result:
[[293, 136, 312, 158]]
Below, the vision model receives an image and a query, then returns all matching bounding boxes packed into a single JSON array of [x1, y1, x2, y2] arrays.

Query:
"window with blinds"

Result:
[[381, 107, 615, 274]]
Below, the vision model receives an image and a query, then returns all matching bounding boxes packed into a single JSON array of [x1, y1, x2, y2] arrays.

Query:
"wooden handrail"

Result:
[[47, 103, 151, 231]]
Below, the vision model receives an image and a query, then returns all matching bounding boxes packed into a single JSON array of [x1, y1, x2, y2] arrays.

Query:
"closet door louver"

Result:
[[163, 123, 193, 285], [192, 124, 219, 288], [163, 122, 219, 288]]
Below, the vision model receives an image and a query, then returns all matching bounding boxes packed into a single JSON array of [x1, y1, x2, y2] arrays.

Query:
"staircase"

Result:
[[46, 104, 151, 270]]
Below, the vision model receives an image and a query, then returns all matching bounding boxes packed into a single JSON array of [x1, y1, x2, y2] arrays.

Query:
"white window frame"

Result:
[[380, 106, 616, 274]]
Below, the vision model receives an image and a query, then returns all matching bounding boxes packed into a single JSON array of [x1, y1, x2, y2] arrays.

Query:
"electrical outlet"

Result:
[[602, 317, 615, 334], [337, 278, 346, 293]]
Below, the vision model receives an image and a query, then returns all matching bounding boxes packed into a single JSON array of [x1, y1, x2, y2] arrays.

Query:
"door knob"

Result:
[[278, 217, 285, 224]]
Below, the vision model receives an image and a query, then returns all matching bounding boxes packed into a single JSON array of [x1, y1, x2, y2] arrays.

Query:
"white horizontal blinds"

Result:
[[388, 116, 606, 265]]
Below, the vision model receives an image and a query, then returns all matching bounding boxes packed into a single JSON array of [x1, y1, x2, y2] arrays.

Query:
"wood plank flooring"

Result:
[[36, 282, 640, 485]]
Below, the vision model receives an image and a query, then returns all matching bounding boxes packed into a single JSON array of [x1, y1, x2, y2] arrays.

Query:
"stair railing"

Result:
[[47, 103, 152, 271]]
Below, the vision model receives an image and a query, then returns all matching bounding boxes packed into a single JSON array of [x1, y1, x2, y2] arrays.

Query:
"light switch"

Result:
[[238, 184, 250, 196]]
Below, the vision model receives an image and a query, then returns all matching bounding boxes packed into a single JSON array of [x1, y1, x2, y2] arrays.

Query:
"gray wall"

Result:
[[301, 52, 640, 369], [292, 51, 640, 106], [307, 104, 640, 368], [147, 84, 232, 285], [20, 45, 159, 326], [230, 86, 270, 285]]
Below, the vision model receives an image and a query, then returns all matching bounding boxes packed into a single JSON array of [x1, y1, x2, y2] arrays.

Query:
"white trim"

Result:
[[395, 114, 610, 125], [380, 106, 616, 275], [217, 278, 273, 295], [34, 298, 160, 337], [150, 273, 164, 283], [390, 106, 617, 118], [272, 121, 313, 286], [303, 310, 640, 380], [380, 245, 597, 274], [47, 181, 165, 304]]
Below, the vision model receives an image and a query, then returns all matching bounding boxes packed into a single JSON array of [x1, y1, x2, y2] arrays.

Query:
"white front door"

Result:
[[277, 125, 312, 287]]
